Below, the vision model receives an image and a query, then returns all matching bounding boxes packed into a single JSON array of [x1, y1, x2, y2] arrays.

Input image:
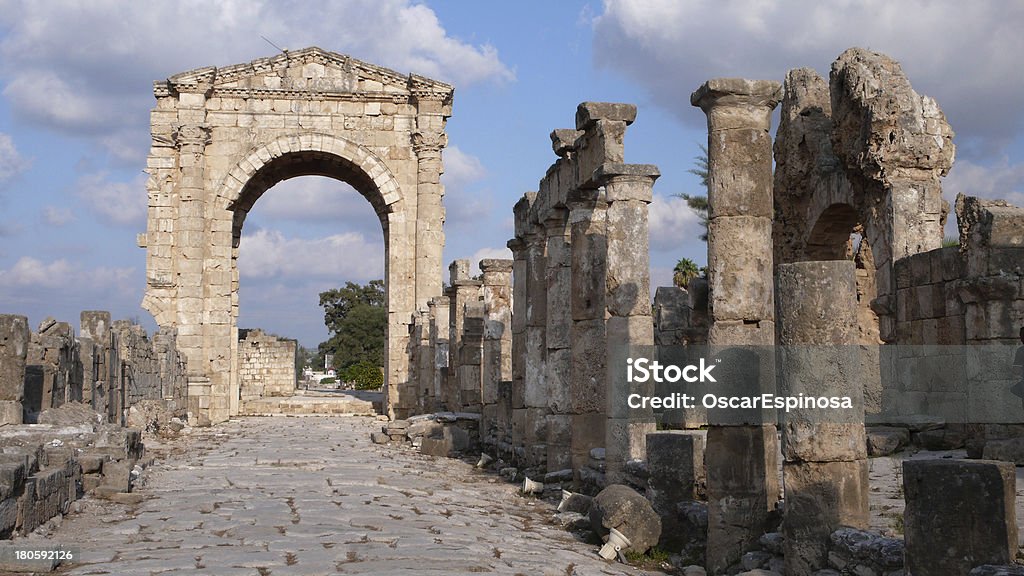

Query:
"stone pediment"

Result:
[[155, 46, 453, 103]]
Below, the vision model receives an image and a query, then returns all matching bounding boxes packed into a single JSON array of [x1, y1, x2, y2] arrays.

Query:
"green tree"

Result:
[[317, 280, 386, 373], [673, 258, 701, 288], [676, 145, 710, 242]]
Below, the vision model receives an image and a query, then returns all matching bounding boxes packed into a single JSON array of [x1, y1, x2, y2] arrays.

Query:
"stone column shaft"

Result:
[[544, 211, 573, 473], [692, 77, 782, 574], [568, 192, 608, 477], [480, 259, 513, 449], [598, 163, 659, 484], [777, 261, 868, 576]]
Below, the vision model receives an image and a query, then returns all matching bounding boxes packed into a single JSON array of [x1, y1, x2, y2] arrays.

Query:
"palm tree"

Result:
[[675, 145, 710, 242], [673, 258, 700, 288]]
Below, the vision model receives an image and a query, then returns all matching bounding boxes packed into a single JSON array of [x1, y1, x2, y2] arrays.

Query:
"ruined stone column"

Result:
[[413, 308, 432, 415], [0, 315, 30, 424], [507, 201, 532, 460], [459, 301, 485, 414], [81, 311, 113, 418], [480, 259, 513, 449], [519, 207, 548, 468], [598, 163, 659, 484], [447, 259, 480, 412], [568, 189, 608, 477], [692, 78, 782, 573], [427, 296, 449, 413], [543, 208, 574, 472], [777, 261, 868, 576]]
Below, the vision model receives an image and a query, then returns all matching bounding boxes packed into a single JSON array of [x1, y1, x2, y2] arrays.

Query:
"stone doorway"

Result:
[[140, 47, 452, 424]]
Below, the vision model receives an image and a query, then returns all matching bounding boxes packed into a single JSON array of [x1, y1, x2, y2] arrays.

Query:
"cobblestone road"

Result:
[[33, 416, 660, 576]]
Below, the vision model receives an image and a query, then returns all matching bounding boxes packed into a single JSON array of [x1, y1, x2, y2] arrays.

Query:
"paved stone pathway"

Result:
[[37, 416, 659, 576]]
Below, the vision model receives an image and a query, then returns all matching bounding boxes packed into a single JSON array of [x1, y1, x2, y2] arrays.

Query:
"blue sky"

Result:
[[0, 1, 1022, 347]]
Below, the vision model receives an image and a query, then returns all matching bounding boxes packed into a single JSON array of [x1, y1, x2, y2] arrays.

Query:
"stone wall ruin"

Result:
[[395, 46, 1024, 575]]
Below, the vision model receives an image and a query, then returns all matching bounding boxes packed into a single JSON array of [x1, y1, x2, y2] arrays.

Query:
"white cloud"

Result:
[[0, 0, 513, 158], [442, 145, 494, 229], [0, 132, 29, 185], [0, 256, 134, 290], [648, 193, 703, 253], [74, 172, 147, 227], [593, 0, 1024, 157], [257, 177, 380, 225], [468, 246, 513, 277], [943, 157, 1024, 208], [41, 205, 75, 226], [238, 228, 383, 280]]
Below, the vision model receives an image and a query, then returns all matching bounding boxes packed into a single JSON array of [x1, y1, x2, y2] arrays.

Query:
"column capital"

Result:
[[593, 163, 660, 203], [174, 123, 211, 149], [691, 78, 782, 112], [412, 129, 448, 155]]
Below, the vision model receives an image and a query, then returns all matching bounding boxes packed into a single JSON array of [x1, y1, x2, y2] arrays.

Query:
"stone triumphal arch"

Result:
[[140, 48, 452, 424]]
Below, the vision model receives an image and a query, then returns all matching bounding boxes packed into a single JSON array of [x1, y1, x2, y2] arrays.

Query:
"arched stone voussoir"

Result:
[[214, 132, 404, 213]]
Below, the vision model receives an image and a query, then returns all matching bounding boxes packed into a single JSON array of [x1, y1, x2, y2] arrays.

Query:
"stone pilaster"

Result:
[[596, 163, 658, 484], [777, 261, 868, 576], [412, 117, 447, 308], [480, 259, 513, 449], [692, 77, 782, 574], [519, 205, 548, 468]]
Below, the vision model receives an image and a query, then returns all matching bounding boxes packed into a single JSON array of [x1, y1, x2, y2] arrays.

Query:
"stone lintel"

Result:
[[691, 78, 783, 112], [575, 102, 637, 130], [550, 129, 583, 157], [479, 259, 514, 274]]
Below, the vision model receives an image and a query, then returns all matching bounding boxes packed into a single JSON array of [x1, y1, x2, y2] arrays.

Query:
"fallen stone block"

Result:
[[866, 426, 909, 456], [369, 432, 390, 445], [589, 484, 661, 554], [100, 460, 132, 493], [913, 427, 965, 450], [983, 437, 1024, 465]]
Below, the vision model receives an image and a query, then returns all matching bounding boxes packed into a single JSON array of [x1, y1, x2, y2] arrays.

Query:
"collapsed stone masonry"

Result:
[[401, 47, 1024, 576], [0, 311, 189, 539]]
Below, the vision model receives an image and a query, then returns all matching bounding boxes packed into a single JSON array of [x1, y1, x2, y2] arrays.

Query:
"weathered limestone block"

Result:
[[589, 484, 661, 554], [0, 316, 29, 425], [704, 425, 780, 574], [904, 459, 1017, 576], [647, 431, 705, 504]]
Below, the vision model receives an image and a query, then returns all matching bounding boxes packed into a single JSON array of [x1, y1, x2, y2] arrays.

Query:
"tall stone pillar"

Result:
[[480, 259, 513, 449], [568, 189, 608, 478], [0, 315, 29, 424], [598, 163, 659, 484], [520, 207, 548, 468], [447, 259, 480, 412], [412, 122, 447, 307], [543, 209, 573, 472], [411, 85, 451, 309], [507, 192, 533, 461], [427, 296, 449, 413], [692, 78, 782, 573], [777, 261, 868, 576]]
